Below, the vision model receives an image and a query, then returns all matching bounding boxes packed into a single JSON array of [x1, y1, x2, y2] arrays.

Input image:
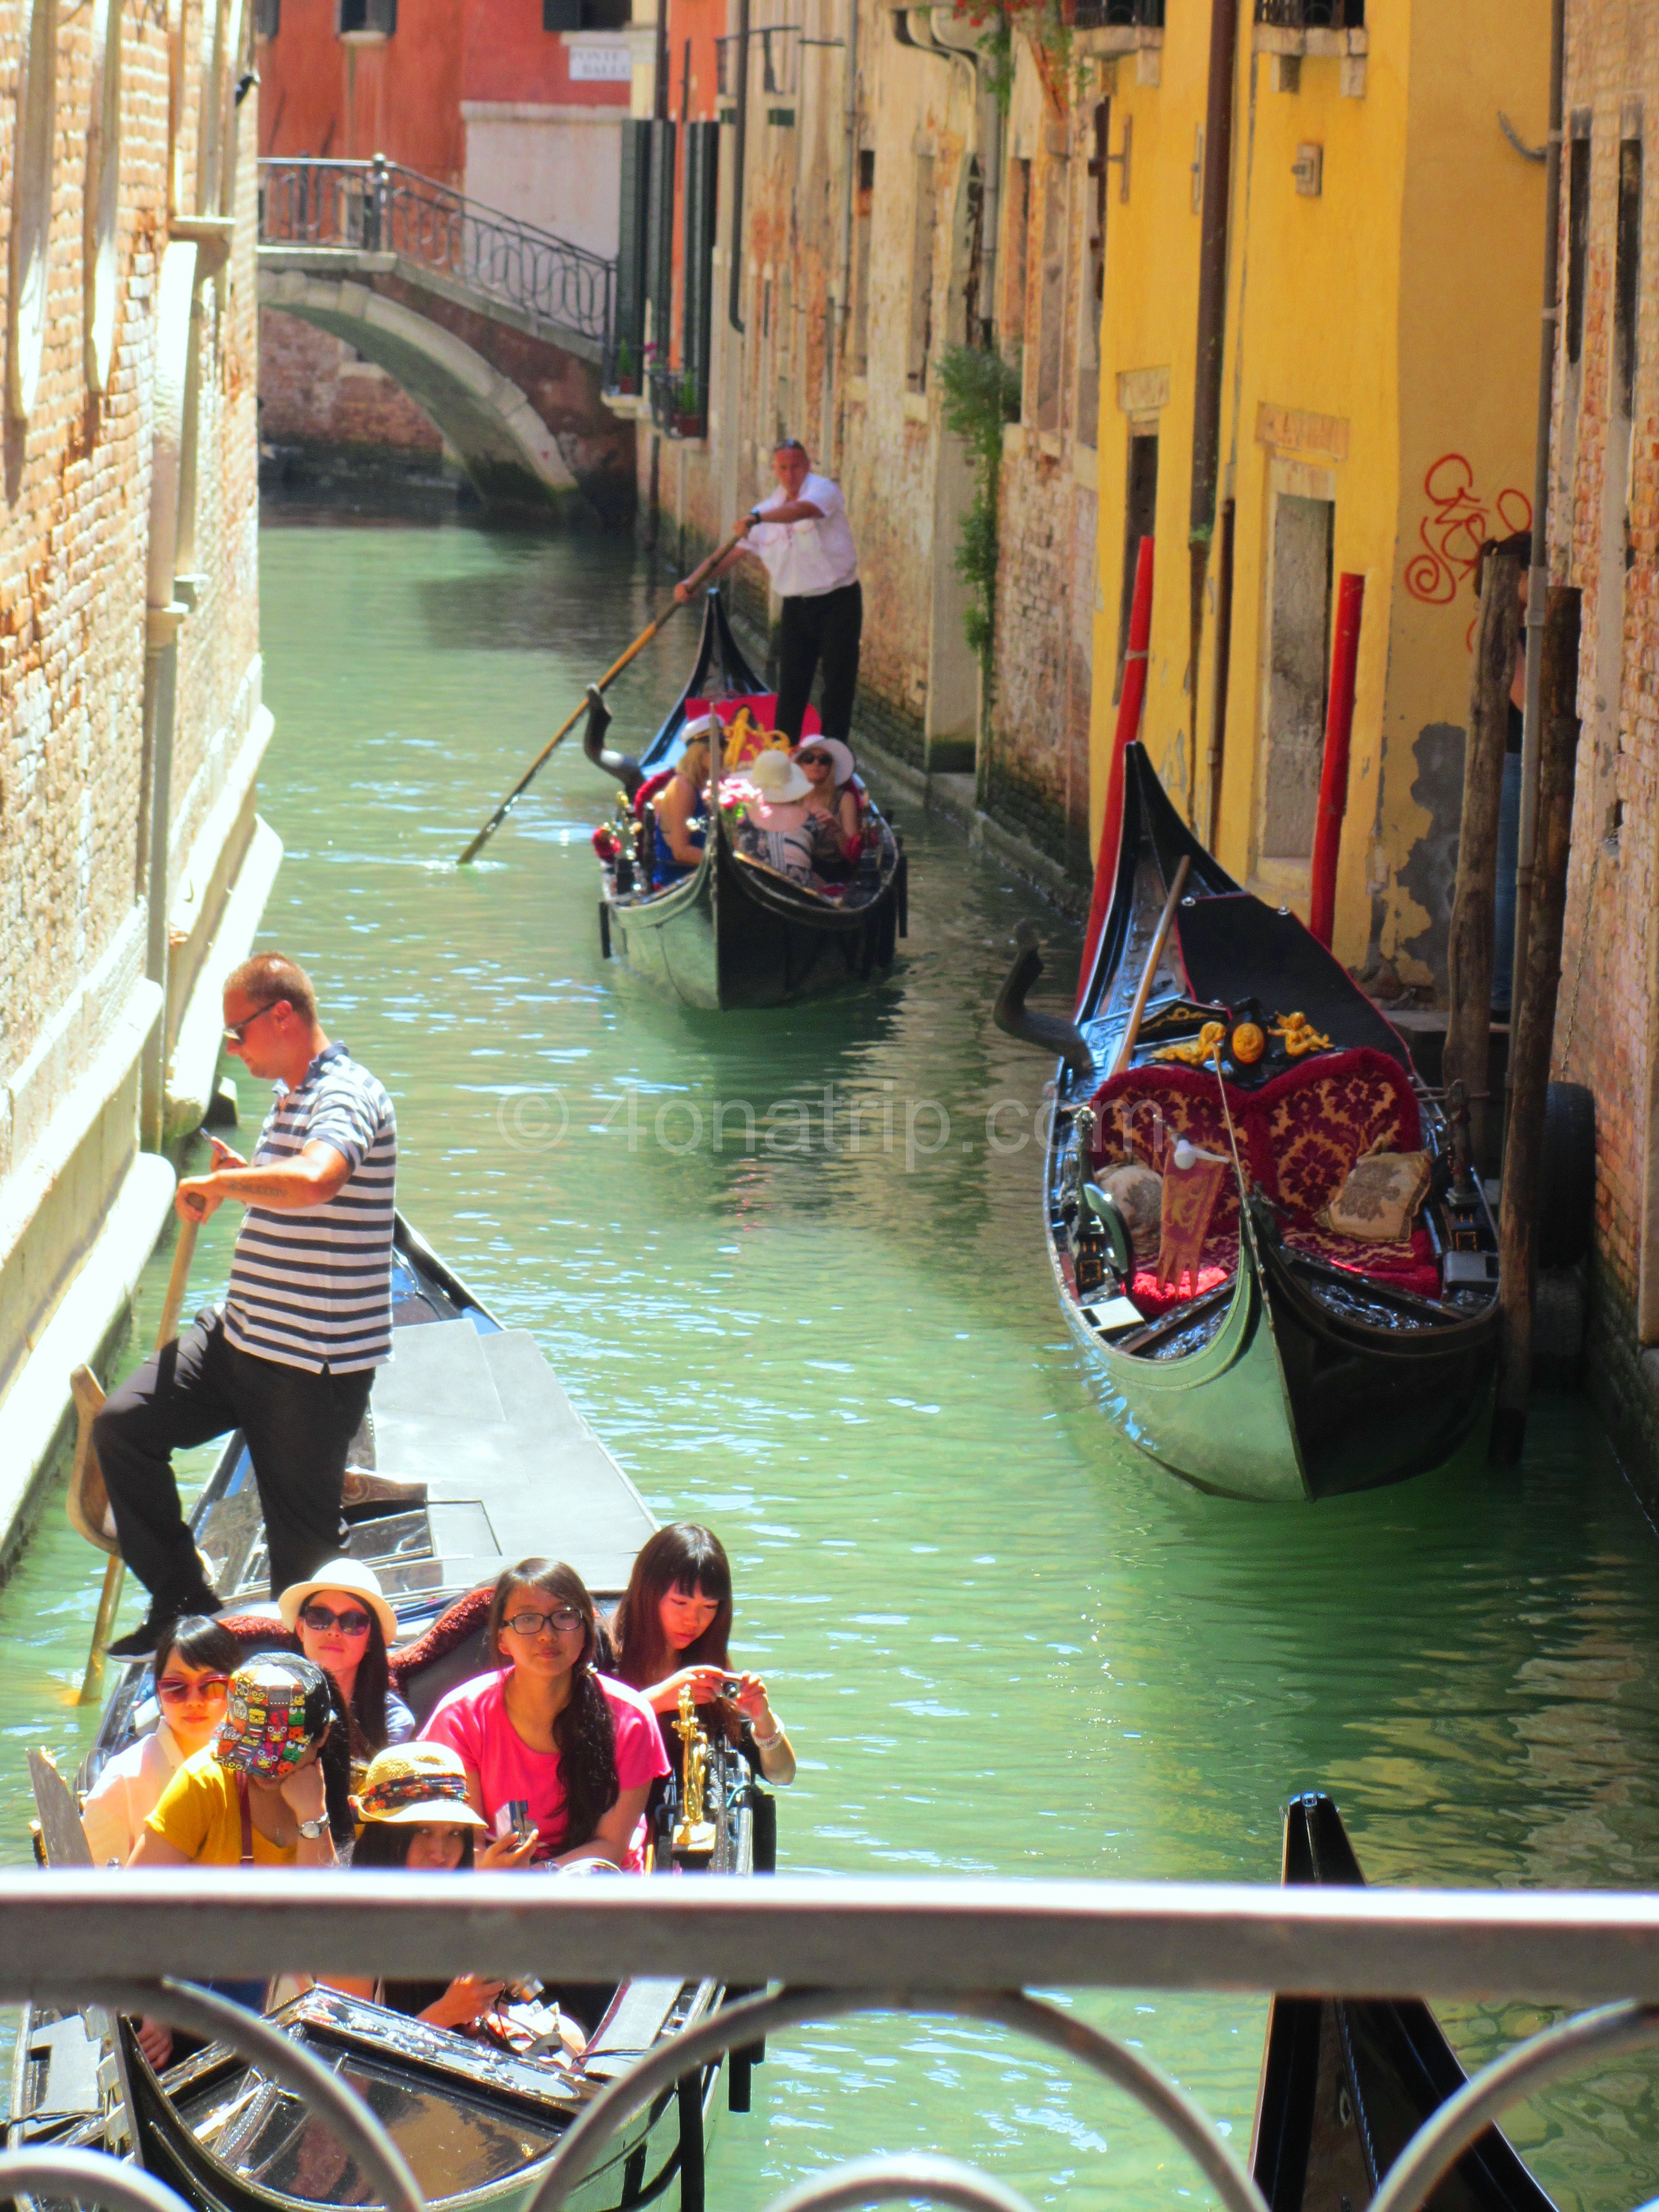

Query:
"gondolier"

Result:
[[94, 953, 397, 1654], [676, 436, 862, 745]]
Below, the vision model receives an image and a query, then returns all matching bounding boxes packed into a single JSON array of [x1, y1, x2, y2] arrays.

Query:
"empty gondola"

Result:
[[995, 742, 1502, 1502], [1252, 1792, 1558, 2212], [584, 590, 906, 1010]]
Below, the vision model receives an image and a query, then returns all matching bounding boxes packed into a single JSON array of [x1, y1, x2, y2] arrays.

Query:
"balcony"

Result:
[[1071, 0, 1162, 51]]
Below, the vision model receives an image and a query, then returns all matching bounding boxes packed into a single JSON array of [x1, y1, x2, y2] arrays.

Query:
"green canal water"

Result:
[[4, 511, 1659, 2207]]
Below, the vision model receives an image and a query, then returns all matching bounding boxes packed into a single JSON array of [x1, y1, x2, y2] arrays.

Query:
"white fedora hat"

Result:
[[792, 735, 855, 787], [278, 1557, 400, 1646], [746, 748, 812, 802]]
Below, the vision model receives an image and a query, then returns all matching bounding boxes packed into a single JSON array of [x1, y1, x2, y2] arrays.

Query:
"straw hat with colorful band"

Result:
[[215, 1656, 332, 1781], [277, 1557, 400, 1646], [353, 1744, 488, 1828]]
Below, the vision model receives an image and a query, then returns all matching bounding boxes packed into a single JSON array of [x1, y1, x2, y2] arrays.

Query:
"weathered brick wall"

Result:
[[1553, 5, 1659, 1342], [259, 307, 445, 456]]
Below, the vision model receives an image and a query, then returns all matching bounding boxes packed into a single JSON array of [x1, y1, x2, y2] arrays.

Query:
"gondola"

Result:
[[9, 1214, 769, 2212], [995, 742, 1501, 1503], [583, 590, 906, 1010], [1251, 1792, 1558, 2212]]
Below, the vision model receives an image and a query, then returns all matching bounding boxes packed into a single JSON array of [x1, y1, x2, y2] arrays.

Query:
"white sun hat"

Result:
[[791, 735, 855, 787], [278, 1557, 400, 1646], [745, 748, 812, 803]]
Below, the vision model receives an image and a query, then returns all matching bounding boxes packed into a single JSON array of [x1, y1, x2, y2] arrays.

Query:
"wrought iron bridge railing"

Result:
[[6, 1871, 1659, 2212], [257, 157, 616, 351]]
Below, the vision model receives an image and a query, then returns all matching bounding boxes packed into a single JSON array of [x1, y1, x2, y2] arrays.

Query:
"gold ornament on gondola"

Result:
[[1271, 1011, 1331, 1057], [1229, 1021, 1266, 1066], [672, 1684, 717, 1855], [1151, 1020, 1227, 1067]]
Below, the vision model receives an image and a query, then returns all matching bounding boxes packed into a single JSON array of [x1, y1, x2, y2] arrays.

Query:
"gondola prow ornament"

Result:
[[672, 1685, 716, 1855]]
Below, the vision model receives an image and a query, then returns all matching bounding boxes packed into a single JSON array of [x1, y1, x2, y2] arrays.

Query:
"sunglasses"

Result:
[[504, 1606, 585, 1637], [223, 999, 286, 1046], [155, 1673, 231, 1709], [797, 753, 832, 766], [300, 1603, 373, 1636]]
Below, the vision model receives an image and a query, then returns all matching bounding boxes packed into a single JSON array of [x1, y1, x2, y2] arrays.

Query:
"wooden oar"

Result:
[[74, 1213, 200, 1706], [456, 528, 749, 867], [1110, 856, 1191, 1077]]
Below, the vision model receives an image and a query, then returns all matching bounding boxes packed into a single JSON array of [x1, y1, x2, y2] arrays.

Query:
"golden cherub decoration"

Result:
[[1271, 1011, 1331, 1057], [672, 1684, 717, 1855]]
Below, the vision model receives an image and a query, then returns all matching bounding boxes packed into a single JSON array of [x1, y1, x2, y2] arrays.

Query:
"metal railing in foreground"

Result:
[[6, 1872, 1659, 2212], [257, 157, 615, 348]]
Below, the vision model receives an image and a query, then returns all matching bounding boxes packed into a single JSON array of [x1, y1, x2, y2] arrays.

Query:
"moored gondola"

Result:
[[1251, 1792, 1558, 2212], [995, 742, 1501, 1502], [9, 1215, 768, 2212], [584, 591, 906, 1010]]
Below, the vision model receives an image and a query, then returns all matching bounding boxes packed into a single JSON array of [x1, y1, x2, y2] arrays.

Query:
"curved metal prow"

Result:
[[994, 925, 1096, 1083], [582, 683, 643, 798]]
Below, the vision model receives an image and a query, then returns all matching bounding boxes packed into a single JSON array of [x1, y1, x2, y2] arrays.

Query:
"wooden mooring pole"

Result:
[[1444, 546, 1525, 1165], [1491, 585, 1581, 1467]]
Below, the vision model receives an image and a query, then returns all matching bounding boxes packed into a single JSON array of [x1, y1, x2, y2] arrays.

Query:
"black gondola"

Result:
[[996, 742, 1501, 1502], [584, 591, 906, 1010], [1251, 1793, 1558, 2212], [11, 1215, 766, 2212]]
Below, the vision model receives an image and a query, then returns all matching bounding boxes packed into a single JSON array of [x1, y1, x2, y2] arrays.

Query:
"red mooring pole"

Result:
[[1077, 535, 1155, 1011], [1308, 572, 1365, 950]]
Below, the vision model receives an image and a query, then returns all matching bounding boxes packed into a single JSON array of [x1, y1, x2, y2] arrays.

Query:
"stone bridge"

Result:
[[258, 159, 633, 523]]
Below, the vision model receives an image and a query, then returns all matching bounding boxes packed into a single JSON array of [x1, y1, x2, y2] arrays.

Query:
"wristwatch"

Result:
[[295, 1815, 328, 1840]]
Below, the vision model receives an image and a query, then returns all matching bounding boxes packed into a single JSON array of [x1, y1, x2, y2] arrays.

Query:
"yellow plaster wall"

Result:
[[1087, 17, 1212, 831], [1088, 0, 1547, 990]]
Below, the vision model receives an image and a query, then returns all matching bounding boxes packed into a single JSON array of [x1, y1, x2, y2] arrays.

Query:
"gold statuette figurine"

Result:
[[672, 1684, 717, 1855]]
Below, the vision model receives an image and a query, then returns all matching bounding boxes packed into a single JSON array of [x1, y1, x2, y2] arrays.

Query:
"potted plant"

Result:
[[672, 371, 704, 440], [611, 340, 638, 397]]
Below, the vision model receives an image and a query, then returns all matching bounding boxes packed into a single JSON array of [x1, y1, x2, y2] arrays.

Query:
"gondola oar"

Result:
[[1110, 855, 1191, 1075], [457, 529, 749, 866], [72, 1213, 200, 1706]]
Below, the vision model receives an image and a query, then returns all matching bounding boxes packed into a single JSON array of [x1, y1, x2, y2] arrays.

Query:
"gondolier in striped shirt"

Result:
[[95, 954, 397, 1657]]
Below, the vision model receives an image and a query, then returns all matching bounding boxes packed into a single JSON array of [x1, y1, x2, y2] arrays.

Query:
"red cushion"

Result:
[[385, 1587, 492, 1690], [1251, 1048, 1422, 1222], [1284, 1223, 1441, 1301], [685, 695, 821, 753], [632, 768, 676, 819]]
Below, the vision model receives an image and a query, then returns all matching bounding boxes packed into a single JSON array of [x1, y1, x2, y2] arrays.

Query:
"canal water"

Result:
[[4, 508, 1659, 2208]]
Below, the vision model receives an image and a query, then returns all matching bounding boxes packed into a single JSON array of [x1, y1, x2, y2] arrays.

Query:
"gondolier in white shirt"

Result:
[[95, 953, 397, 1655], [676, 437, 863, 747]]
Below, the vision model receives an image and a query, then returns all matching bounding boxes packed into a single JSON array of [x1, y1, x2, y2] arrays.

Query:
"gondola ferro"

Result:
[[996, 742, 1501, 1503], [583, 589, 906, 1010]]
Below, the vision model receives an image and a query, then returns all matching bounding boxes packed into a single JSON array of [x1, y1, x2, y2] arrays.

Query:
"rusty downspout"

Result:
[[1187, 0, 1239, 830]]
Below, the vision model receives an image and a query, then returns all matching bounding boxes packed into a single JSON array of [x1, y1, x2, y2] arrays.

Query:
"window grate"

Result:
[[1254, 0, 1364, 26]]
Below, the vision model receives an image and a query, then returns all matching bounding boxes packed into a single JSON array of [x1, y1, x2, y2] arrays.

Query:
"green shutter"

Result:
[[646, 119, 677, 373], [682, 121, 719, 406], [614, 118, 652, 383]]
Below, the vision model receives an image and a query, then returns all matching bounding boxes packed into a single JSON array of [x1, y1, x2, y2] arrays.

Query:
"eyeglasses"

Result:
[[797, 754, 831, 766], [155, 1673, 231, 1709], [504, 1607, 584, 1637], [223, 999, 285, 1046], [300, 1604, 373, 1636]]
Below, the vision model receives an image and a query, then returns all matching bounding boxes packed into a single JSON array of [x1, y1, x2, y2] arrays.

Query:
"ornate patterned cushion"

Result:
[[1088, 1068, 1250, 1239], [1253, 1049, 1422, 1224], [1283, 1224, 1441, 1301]]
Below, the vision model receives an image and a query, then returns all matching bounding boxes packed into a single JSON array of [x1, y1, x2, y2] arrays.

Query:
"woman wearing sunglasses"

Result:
[[792, 736, 864, 873], [279, 1558, 414, 1772], [420, 1558, 668, 1869], [81, 1615, 241, 1865]]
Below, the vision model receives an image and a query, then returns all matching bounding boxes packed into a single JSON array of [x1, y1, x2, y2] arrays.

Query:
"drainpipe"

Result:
[[727, 0, 749, 333], [1186, 0, 1240, 826], [1508, 0, 1566, 1103], [926, 7, 999, 347], [834, 0, 859, 463]]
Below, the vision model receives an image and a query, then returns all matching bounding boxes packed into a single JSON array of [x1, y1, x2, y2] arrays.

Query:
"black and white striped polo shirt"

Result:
[[223, 1043, 397, 1374]]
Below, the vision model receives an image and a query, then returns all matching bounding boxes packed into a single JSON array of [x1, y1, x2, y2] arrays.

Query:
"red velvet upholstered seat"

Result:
[[1088, 1048, 1438, 1314]]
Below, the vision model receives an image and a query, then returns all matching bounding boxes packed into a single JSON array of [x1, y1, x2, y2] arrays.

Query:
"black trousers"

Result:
[[93, 1310, 372, 1606], [776, 581, 863, 744]]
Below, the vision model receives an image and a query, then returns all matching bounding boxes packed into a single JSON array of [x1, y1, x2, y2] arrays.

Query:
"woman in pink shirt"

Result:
[[421, 1558, 667, 1869]]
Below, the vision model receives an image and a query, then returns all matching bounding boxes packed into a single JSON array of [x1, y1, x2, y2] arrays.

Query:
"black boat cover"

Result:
[[1175, 896, 1412, 1071]]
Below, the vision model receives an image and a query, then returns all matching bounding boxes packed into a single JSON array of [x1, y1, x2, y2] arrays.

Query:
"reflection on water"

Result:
[[2, 514, 1657, 2208]]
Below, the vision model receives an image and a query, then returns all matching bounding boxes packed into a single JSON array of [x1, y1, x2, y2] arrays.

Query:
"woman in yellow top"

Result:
[[132, 1653, 352, 1869]]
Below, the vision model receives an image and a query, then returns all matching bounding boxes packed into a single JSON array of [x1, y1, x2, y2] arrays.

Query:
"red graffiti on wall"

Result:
[[1402, 455, 1532, 606]]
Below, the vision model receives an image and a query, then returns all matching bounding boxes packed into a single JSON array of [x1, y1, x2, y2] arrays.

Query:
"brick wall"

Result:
[[1553, 7, 1659, 1339], [259, 308, 445, 457]]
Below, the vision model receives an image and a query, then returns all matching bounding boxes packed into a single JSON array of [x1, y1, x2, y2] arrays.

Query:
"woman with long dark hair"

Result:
[[420, 1559, 668, 1868], [279, 1559, 413, 1770], [609, 1525, 795, 1786], [82, 1614, 241, 1865]]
